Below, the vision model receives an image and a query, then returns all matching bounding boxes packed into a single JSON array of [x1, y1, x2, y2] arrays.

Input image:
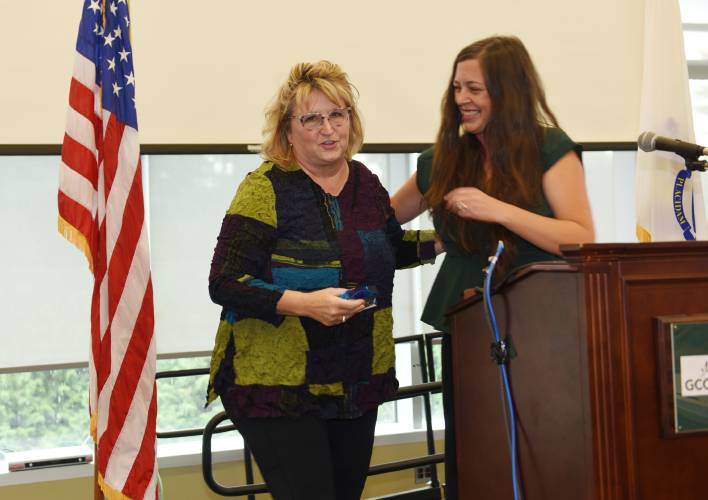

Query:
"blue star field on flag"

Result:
[[75, 0, 138, 130]]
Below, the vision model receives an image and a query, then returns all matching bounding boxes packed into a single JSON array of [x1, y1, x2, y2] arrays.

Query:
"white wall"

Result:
[[1, 0, 644, 145]]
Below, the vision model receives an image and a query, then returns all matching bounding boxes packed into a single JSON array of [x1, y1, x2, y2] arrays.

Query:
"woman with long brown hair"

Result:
[[391, 35, 594, 498]]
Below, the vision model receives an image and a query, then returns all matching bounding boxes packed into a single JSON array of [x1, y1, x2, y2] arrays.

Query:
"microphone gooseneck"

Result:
[[482, 241, 522, 500], [637, 131, 708, 159]]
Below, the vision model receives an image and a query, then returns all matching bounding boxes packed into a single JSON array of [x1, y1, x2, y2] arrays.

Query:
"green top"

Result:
[[416, 127, 582, 332], [207, 160, 437, 418]]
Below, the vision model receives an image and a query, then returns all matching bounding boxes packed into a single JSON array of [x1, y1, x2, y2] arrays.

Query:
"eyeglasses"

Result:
[[291, 107, 351, 131]]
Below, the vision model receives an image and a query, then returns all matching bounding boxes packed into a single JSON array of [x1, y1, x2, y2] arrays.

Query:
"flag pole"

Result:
[[94, 443, 103, 499]]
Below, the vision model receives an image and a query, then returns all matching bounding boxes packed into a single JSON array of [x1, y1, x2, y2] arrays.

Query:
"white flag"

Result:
[[636, 0, 707, 241]]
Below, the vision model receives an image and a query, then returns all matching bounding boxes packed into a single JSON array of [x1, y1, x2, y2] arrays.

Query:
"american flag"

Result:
[[58, 1, 158, 498]]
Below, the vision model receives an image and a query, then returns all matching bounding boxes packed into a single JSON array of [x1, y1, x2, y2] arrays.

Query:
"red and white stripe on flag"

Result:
[[58, 1, 158, 499]]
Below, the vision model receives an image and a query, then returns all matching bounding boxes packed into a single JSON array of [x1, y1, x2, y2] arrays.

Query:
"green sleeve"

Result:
[[415, 147, 435, 195], [541, 128, 583, 172]]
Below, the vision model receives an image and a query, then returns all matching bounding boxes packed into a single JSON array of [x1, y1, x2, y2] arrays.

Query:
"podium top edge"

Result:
[[447, 261, 577, 315], [561, 241, 708, 261]]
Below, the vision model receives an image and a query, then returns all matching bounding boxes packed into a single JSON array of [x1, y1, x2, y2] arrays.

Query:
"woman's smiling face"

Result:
[[453, 58, 492, 136], [287, 89, 350, 171]]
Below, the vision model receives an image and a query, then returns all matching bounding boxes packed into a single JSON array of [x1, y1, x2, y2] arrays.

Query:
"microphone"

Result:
[[638, 131, 708, 159]]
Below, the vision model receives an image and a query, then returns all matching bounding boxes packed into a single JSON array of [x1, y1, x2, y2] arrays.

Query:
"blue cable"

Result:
[[483, 240, 522, 500]]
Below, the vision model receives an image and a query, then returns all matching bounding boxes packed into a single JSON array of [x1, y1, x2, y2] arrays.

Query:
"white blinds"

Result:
[[0, 153, 440, 369]]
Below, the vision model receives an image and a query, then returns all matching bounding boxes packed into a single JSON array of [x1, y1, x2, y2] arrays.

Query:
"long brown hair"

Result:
[[425, 36, 559, 264]]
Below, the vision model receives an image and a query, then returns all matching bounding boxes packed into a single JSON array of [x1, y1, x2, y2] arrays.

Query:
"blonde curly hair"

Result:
[[261, 60, 364, 167]]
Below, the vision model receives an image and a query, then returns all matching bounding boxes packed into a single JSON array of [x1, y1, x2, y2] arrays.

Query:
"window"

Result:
[[0, 152, 443, 468], [0, 147, 636, 472], [682, 0, 708, 144]]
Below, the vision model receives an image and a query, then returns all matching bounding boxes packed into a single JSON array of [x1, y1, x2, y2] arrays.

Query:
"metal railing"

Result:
[[155, 331, 445, 499]]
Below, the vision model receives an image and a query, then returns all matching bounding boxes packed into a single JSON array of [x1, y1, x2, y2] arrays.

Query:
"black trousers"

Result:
[[229, 408, 378, 500]]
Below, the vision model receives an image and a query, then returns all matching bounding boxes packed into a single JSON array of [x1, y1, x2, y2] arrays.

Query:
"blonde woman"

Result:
[[206, 60, 437, 500]]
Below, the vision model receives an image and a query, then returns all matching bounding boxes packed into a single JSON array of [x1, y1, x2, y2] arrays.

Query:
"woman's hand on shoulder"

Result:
[[276, 288, 366, 326], [443, 187, 508, 223]]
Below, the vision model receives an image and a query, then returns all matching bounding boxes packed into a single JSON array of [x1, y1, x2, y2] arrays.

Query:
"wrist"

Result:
[[277, 290, 306, 316], [495, 200, 514, 226]]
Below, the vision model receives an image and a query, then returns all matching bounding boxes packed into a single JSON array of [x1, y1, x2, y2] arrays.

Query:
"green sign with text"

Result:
[[672, 322, 708, 433]]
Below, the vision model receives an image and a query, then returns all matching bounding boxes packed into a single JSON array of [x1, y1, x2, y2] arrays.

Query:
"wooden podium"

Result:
[[447, 242, 708, 500]]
